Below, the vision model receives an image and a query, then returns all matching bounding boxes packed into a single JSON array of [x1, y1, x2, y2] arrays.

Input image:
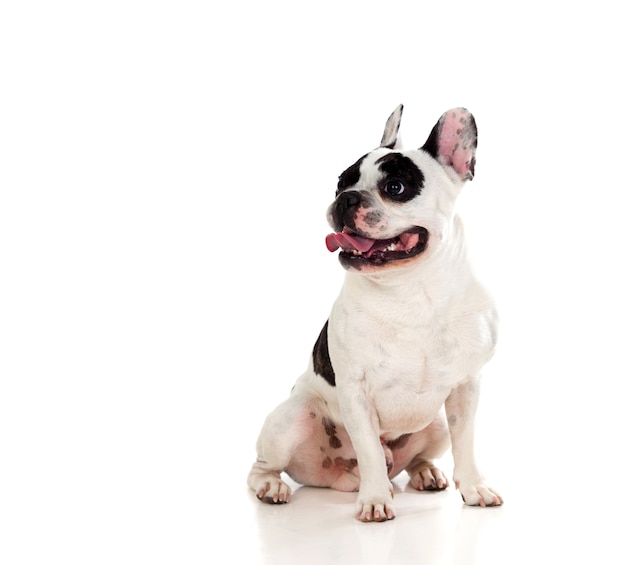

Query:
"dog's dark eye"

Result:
[[384, 180, 405, 196]]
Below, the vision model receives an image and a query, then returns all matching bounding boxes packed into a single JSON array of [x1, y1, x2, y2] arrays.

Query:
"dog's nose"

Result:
[[336, 190, 361, 216], [329, 190, 363, 231]]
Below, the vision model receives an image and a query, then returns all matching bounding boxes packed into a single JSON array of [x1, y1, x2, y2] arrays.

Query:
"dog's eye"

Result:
[[384, 180, 405, 196]]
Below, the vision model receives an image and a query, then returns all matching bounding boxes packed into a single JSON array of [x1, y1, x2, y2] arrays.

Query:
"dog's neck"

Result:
[[342, 214, 472, 301]]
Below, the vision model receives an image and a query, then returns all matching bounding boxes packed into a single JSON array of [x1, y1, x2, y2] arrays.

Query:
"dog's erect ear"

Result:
[[379, 104, 404, 149], [421, 108, 477, 181]]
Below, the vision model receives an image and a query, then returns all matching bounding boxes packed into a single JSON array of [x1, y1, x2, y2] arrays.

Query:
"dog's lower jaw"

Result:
[[340, 252, 421, 273], [338, 227, 430, 272]]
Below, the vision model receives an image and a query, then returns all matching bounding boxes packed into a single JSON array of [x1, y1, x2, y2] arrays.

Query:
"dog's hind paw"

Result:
[[408, 461, 449, 491], [250, 474, 292, 504]]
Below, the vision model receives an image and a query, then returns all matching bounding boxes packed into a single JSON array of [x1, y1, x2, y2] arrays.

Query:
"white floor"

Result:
[[231, 456, 626, 565], [3, 419, 624, 565]]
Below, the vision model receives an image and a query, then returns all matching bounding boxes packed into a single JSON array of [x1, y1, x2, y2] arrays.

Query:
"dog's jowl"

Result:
[[247, 105, 502, 522]]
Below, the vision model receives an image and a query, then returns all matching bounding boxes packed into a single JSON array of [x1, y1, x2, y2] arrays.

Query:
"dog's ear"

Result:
[[421, 108, 477, 181], [379, 104, 404, 149]]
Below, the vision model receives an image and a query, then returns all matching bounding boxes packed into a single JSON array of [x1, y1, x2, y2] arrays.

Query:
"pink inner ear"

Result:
[[438, 109, 475, 180]]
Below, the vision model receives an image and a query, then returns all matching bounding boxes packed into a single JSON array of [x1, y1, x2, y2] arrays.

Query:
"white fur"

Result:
[[247, 107, 502, 521]]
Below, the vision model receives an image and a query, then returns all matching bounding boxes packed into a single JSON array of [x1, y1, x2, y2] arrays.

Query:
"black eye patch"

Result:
[[336, 154, 368, 194], [375, 152, 424, 202]]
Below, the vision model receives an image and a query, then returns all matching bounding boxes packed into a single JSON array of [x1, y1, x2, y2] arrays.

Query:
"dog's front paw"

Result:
[[355, 484, 396, 522], [456, 480, 503, 507]]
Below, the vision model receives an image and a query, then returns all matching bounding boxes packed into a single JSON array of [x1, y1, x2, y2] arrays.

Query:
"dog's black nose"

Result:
[[336, 190, 361, 217], [331, 190, 362, 231], [337, 190, 361, 209]]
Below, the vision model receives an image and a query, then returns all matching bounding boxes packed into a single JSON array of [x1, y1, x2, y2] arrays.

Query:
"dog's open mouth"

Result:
[[325, 227, 429, 267]]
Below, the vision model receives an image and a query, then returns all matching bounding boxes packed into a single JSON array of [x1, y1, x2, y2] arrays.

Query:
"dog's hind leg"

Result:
[[248, 388, 364, 502], [248, 387, 336, 504], [247, 396, 304, 504]]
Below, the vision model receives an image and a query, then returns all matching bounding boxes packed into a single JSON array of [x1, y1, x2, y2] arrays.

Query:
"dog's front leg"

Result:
[[445, 378, 503, 507], [337, 380, 395, 522]]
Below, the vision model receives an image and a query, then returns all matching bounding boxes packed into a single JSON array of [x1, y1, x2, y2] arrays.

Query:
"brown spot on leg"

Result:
[[329, 435, 342, 449], [322, 456, 332, 469], [322, 416, 336, 436], [322, 416, 343, 449], [334, 457, 358, 472]]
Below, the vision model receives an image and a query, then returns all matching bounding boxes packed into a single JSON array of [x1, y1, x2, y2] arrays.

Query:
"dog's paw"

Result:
[[456, 480, 503, 507], [355, 484, 396, 522], [408, 461, 449, 491], [252, 475, 292, 504]]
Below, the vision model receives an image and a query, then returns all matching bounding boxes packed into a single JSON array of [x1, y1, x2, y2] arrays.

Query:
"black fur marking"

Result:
[[336, 154, 368, 194], [421, 120, 441, 160], [375, 153, 424, 202], [313, 321, 336, 386]]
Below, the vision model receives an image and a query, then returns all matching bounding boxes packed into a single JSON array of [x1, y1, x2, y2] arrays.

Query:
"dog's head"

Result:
[[326, 105, 477, 273]]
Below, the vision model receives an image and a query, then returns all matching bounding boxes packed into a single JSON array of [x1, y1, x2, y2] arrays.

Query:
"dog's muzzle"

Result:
[[326, 190, 429, 270], [326, 226, 429, 269]]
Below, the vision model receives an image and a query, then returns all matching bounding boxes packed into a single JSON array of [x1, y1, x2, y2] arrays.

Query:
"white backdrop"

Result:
[[2, 1, 625, 562]]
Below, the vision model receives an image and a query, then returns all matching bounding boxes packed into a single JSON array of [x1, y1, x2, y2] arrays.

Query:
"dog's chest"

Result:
[[363, 324, 469, 430], [332, 297, 496, 434]]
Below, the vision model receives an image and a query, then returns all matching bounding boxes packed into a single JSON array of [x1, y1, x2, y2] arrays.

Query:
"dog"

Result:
[[247, 104, 502, 522]]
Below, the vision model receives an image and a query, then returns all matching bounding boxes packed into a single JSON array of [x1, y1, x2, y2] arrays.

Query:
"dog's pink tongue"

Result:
[[325, 232, 376, 253]]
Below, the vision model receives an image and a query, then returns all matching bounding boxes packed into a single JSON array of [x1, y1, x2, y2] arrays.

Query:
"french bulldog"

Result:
[[247, 105, 502, 522]]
